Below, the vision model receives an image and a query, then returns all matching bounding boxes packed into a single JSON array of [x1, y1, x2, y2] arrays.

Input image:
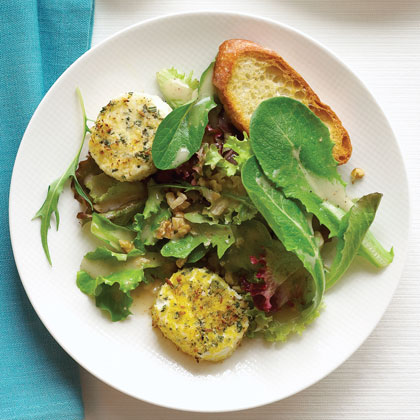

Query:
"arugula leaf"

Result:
[[161, 224, 235, 259], [152, 62, 217, 170], [326, 193, 382, 288], [91, 213, 135, 252], [77, 269, 144, 321], [250, 97, 393, 267], [242, 157, 325, 320], [34, 88, 92, 264], [156, 67, 199, 109]]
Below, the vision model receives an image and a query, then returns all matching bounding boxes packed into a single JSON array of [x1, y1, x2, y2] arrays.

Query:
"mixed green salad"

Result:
[[34, 62, 393, 343]]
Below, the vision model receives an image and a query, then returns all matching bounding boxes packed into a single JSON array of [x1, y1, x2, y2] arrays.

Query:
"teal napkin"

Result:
[[0, 1, 94, 419]]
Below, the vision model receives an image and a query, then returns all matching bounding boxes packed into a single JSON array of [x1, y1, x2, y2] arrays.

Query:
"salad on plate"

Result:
[[34, 39, 393, 363]]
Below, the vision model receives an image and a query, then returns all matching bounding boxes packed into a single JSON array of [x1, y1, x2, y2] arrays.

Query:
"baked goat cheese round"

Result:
[[151, 268, 249, 362], [89, 92, 171, 182]]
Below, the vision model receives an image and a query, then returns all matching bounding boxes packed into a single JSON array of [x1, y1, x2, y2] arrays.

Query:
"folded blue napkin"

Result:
[[0, 1, 94, 419]]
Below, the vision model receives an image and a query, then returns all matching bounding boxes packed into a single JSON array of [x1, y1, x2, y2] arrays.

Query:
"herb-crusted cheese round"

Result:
[[89, 92, 171, 182], [151, 268, 249, 362]]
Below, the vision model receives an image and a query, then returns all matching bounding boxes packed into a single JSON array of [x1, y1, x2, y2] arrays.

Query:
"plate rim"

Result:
[[9, 10, 411, 412]]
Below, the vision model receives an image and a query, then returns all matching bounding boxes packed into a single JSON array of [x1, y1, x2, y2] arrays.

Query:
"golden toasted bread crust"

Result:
[[213, 39, 352, 164]]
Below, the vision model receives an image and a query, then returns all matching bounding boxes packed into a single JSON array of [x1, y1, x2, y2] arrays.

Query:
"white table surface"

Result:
[[81, 1, 420, 418]]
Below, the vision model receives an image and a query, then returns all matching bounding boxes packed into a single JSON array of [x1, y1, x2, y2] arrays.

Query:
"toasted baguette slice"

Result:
[[213, 39, 352, 164]]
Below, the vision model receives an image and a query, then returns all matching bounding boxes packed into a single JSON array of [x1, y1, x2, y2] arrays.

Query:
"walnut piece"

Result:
[[351, 168, 365, 184]]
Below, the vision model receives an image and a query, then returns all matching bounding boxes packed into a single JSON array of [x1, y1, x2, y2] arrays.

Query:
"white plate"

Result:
[[9, 11, 409, 412]]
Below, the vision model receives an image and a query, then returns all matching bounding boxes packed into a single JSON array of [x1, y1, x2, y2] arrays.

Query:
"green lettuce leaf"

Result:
[[80, 247, 165, 284], [250, 96, 347, 234], [202, 224, 235, 258], [222, 220, 273, 273], [242, 157, 325, 323], [84, 246, 144, 262], [186, 244, 208, 263], [161, 223, 234, 259], [161, 234, 206, 259], [97, 201, 145, 226], [143, 179, 165, 219], [250, 96, 393, 267], [183, 212, 218, 225], [156, 67, 199, 109], [326, 193, 383, 288], [132, 179, 171, 250], [91, 213, 135, 252], [132, 207, 171, 250], [73, 156, 146, 226], [246, 298, 321, 342], [77, 269, 144, 321], [208, 192, 258, 225], [85, 172, 146, 209], [151, 182, 257, 225], [143, 263, 177, 284], [357, 231, 394, 268]]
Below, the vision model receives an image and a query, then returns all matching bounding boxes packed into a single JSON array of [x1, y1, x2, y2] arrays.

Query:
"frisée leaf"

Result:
[[132, 207, 171, 250], [156, 67, 199, 109], [202, 134, 253, 176], [224, 134, 253, 169], [204, 143, 238, 176]]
